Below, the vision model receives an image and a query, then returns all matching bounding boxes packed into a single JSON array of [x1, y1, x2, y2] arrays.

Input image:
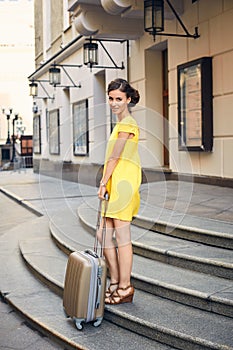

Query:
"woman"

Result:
[[98, 78, 141, 305]]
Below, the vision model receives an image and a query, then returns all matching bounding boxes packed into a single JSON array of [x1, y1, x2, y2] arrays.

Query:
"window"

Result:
[[33, 115, 41, 154], [2, 149, 10, 161], [49, 109, 60, 155], [21, 136, 33, 155], [63, 0, 72, 30], [73, 100, 89, 156]]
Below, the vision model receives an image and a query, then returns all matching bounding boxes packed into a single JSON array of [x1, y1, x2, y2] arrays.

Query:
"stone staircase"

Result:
[[1, 193, 233, 350]]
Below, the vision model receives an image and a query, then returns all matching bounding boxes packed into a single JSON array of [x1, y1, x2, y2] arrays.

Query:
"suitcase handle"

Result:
[[95, 266, 103, 309], [95, 275, 102, 309], [94, 195, 108, 257], [85, 249, 98, 258]]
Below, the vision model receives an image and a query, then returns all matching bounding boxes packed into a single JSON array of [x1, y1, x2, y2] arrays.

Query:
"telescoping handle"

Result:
[[94, 193, 108, 257]]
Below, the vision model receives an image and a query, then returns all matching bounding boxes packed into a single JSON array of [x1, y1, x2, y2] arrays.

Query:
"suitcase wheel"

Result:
[[93, 317, 103, 327], [74, 318, 83, 330]]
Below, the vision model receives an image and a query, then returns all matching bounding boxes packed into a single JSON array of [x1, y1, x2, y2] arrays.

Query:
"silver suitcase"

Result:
[[63, 198, 108, 330]]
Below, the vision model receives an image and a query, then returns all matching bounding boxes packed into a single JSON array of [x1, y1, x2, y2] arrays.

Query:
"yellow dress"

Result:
[[103, 115, 141, 221]]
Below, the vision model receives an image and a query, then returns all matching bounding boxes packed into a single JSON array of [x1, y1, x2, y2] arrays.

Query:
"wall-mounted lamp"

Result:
[[49, 66, 61, 87], [144, 0, 200, 41], [83, 37, 125, 70], [84, 39, 98, 67], [29, 81, 38, 97], [29, 80, 54, 100], [49, 63, 81, 88]]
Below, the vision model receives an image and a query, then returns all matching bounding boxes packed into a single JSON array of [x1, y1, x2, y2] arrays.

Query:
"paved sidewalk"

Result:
[[140, 180, 233, 223], [0, 296, 64, 350], [0, 169, 232, 229]]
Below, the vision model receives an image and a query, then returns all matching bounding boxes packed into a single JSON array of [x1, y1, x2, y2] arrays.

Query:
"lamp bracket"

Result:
[[29, 79, 54, 100], [151, 0, 200, 41], [58, 65, 81, 88], [50, 63, 82, 88], [38, 81, 54, 100], [33, 79, 49, 83], [86, 38, 126, 70], [56, 64, 82, 68]]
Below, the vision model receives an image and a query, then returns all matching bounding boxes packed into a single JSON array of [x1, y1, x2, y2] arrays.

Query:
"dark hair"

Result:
[[107, 78, 140, 106]]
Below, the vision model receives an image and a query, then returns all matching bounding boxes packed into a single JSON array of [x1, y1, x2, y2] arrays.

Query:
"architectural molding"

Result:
[[73, 4, 143, 39], [101, 0, 132, 15]]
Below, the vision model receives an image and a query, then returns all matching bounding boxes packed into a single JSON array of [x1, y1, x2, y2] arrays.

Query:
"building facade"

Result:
[[30, 0, 233, 187]]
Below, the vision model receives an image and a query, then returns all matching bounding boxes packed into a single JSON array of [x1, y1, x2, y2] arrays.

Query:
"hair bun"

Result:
[[130, 88, 140, 106], [108, 78, 140, 106]]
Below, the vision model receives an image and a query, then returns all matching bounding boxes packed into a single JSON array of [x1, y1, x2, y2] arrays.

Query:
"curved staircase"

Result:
[[1, 188, 233, 350]]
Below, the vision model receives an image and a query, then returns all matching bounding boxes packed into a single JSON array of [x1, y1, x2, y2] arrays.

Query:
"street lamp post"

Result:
[[1, 108, 19, 163], [11, 114, 18, 162], [6, 114, 11, 144], [2, 108, 12, 144]]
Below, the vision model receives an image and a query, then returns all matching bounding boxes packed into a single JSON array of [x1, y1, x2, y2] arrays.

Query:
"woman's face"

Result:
[[108, 89, 131, 116]]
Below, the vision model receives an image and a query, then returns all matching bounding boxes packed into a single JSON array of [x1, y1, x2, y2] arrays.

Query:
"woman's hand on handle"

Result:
[[98, 184, 107, 200]]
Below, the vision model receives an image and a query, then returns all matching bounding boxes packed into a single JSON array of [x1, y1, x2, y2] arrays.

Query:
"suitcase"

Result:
[[63, 198, 107, 330]]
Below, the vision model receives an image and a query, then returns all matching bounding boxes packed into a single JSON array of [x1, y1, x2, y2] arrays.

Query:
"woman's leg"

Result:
[[113, 219, 133, 289], [99, 217, 119, 285]]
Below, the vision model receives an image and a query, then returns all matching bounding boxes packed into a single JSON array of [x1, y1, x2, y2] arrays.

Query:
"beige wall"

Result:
[[51, 0, 63, 43], [129, 0, 233, 179], [34, 0, 43, 64], [32, 0, 233, 181]]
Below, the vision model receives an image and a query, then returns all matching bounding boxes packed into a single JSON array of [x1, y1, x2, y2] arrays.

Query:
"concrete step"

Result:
[[139, 182, 233, 249], [1, 173, 232, 350], [0, 218, 163, 350], [18, 218, 233, 350], [47, 208, 233, 318], [77, 198, 233, 280]]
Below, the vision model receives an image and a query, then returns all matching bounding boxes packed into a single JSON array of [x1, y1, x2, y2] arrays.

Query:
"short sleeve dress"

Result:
[[103, 115, 141, 221]]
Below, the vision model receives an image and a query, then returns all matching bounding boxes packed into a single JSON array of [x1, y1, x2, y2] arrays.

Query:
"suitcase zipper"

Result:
[[85, 250, 103, 309]]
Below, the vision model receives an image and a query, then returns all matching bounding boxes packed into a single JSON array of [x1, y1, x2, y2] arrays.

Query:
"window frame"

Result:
[[177, 57, 213, 152], [73, 99, 89, 156], [33, 114, 41, 154], [49, 109, 60, 155]]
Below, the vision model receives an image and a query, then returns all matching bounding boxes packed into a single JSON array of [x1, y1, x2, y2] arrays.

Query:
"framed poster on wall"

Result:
[[177, 57, 213, 152], [73, 99, 89, 156], [49, 109, 60, 155]]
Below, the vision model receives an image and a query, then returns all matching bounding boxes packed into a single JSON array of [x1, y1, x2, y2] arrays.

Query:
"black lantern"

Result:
[[28, 80, 54, 100], [83, 40, 98, 67], [144, 0, 164, 40], [29, 81, 38, 97], [82, 37, 126, 70], [49, 66, 61, 86], [144, 0, 200, 41]]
